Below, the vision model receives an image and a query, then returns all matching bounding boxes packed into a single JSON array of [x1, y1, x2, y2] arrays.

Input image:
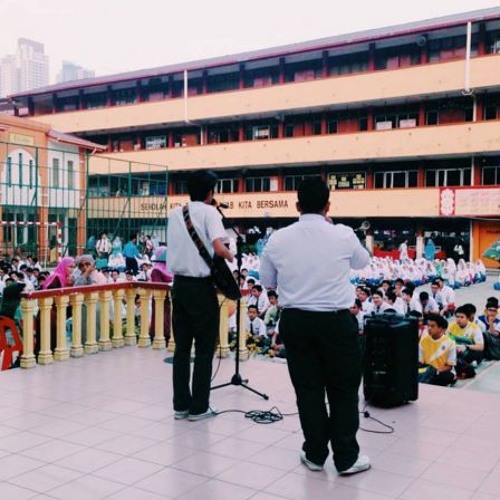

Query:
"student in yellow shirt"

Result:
[[419, 315, 456, 386], [446, 306, 484, 378]]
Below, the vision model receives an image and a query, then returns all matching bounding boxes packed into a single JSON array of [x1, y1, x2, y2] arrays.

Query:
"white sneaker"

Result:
[[188, 406, 218, 422], [299, 450, 324, 471], [174, 410, 189, 420], [338, 455, 371, 475]]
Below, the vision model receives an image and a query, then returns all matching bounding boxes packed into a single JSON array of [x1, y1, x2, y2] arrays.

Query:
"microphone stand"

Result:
[[211, 205, 269, 401]]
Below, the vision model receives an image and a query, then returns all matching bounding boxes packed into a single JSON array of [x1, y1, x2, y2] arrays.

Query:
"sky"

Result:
[[1, 0, 499, 82]]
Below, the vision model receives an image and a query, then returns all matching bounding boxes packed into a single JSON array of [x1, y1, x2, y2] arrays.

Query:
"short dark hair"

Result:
[[372, 290, 383, 299], [419, 291, 429, 301], [455, 306, 468, 316], [248, 305, 259, 313], [402, 287, 413, 297], [297, 177, 329, 214], [427, 315, 448, 330], [386, 290, 396, 303], [486, 296, 499, 309], [187, 170, 218, 201], [395, 278, 404, 286], [462, 303, 476, 317], [267, 290, 278, 299], [252, 284, 263, 292]]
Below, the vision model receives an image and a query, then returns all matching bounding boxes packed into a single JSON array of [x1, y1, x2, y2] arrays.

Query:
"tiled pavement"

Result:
[[0, 278, 497, 499], [1, 345, 500, 499]]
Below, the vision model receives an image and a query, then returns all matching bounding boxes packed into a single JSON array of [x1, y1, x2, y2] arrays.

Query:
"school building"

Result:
[[7, 7, 500, 265]]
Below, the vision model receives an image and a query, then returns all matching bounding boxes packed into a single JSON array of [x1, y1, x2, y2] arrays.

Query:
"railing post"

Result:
[[70, 293, 84, 357], [168, 301, 175, 352], [84, 291, 99, 354], [98, 290, 112, 351], [152, 289, 167, 350], [238, 298, 249, 361], [137, 288, 151, 348], [20, 298, 36, 369], [218, 295, 230, 358], [37, 297, 54, 365], [112, 289, 125, 347], [124, 288, 137, 346], [54, 295, 70, 361]]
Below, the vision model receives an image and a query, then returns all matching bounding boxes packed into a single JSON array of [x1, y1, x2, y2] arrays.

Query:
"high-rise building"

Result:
[[57, 61, 95, 84], [0, 38, 49, 97]]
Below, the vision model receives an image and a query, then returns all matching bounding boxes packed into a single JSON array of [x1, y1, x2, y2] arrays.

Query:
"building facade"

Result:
[[0, 115, 104, 262], [9, 8, 500, 266], [0, 38, 49, 97]]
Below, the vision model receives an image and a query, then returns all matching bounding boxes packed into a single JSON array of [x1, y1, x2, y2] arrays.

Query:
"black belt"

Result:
[[174, 275, 213, 282], [284, 308, 350, 315]]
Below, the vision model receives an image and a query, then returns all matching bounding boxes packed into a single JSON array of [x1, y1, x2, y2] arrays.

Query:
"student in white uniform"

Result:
[[167, 170, 234, 422]]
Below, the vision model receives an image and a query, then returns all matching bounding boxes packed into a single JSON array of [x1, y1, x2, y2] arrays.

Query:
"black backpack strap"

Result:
[[182, 204, 214, 271]]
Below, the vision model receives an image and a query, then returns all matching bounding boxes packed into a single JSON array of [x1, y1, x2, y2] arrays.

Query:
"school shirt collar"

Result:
[[298, 214, 326, 223]]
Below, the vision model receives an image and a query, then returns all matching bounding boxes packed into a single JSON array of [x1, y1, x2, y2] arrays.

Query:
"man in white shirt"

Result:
[[247, 284, 270, 318], [435, 277, 456, 316], [260, 177, 371, 476], [167, 170, 234, 422]]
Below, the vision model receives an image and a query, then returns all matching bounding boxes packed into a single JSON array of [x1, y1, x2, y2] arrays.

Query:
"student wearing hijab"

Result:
[[149, 246, 173, 341], [35, 257, 76, 357]]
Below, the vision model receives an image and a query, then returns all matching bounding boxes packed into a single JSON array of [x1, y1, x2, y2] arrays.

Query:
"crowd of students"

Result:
[[233, 253, 499, 385]]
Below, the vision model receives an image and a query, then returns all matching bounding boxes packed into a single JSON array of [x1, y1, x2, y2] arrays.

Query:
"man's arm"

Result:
[[213, 238, 234, 262], [260, 240, 278, 290]]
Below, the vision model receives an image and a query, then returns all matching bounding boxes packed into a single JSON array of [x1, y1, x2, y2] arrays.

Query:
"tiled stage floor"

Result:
[[1, 348, 500, 499]]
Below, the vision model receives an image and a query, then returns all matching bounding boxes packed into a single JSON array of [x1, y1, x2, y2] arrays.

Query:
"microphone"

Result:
[[212, 199, 230, 209]]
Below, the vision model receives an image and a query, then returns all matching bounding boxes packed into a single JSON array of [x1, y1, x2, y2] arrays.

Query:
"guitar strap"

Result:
[[182, 204, 215, 273]]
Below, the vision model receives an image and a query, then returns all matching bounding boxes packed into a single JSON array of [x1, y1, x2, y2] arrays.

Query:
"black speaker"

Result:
[[363, 314, 419, 408]]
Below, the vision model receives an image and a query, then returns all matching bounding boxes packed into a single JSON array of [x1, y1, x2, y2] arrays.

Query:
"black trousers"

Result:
[[171, 276, 219, 415], [125, 257, 138, 275], [280, 308, 361, 472]]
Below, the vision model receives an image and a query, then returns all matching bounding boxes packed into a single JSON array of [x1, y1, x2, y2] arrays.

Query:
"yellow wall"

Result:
[[88, 121, 500, 173], [87, 189, 442, 219], [31, 56, 500, 134]]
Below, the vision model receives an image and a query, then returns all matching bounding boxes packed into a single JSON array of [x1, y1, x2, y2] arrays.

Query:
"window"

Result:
[[85, 92, 107, 109], [375, 112, 418, 130], [6, 156, 12, 186], [482, 165, 500, 185], [329, 53, 369, 76], [173, 180, 188, 195], [327, 119, 338, 134], [245, 177, 271, 192], [428, 35, 478, 62], [145, 135, 167, 150], [215, 178, 238, 194], [328, 172, 366, 190], [426, 110, 439, 125], [112, 88, 137, 106], [425, 167, 471, 187], [52, 158, 60, 188], [284, 174, 317, 191], [67, 160, 74, 190], [374, 170, 418, 188], [484, 105, 498, 120], [253, 126, 271, 140]]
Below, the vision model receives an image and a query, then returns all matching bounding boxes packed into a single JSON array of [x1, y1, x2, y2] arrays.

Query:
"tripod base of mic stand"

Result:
[[212, 373, 269, 400]]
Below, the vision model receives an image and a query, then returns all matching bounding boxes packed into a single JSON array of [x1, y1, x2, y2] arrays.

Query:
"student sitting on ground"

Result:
[[477, 297, 500, 360], [419, 315, 456, 386], [245, 304, 269, 352], [447, 305, 484, 378]]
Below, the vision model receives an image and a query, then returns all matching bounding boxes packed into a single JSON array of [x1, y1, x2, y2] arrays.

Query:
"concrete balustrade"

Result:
[[19, 282, 239, 369]]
